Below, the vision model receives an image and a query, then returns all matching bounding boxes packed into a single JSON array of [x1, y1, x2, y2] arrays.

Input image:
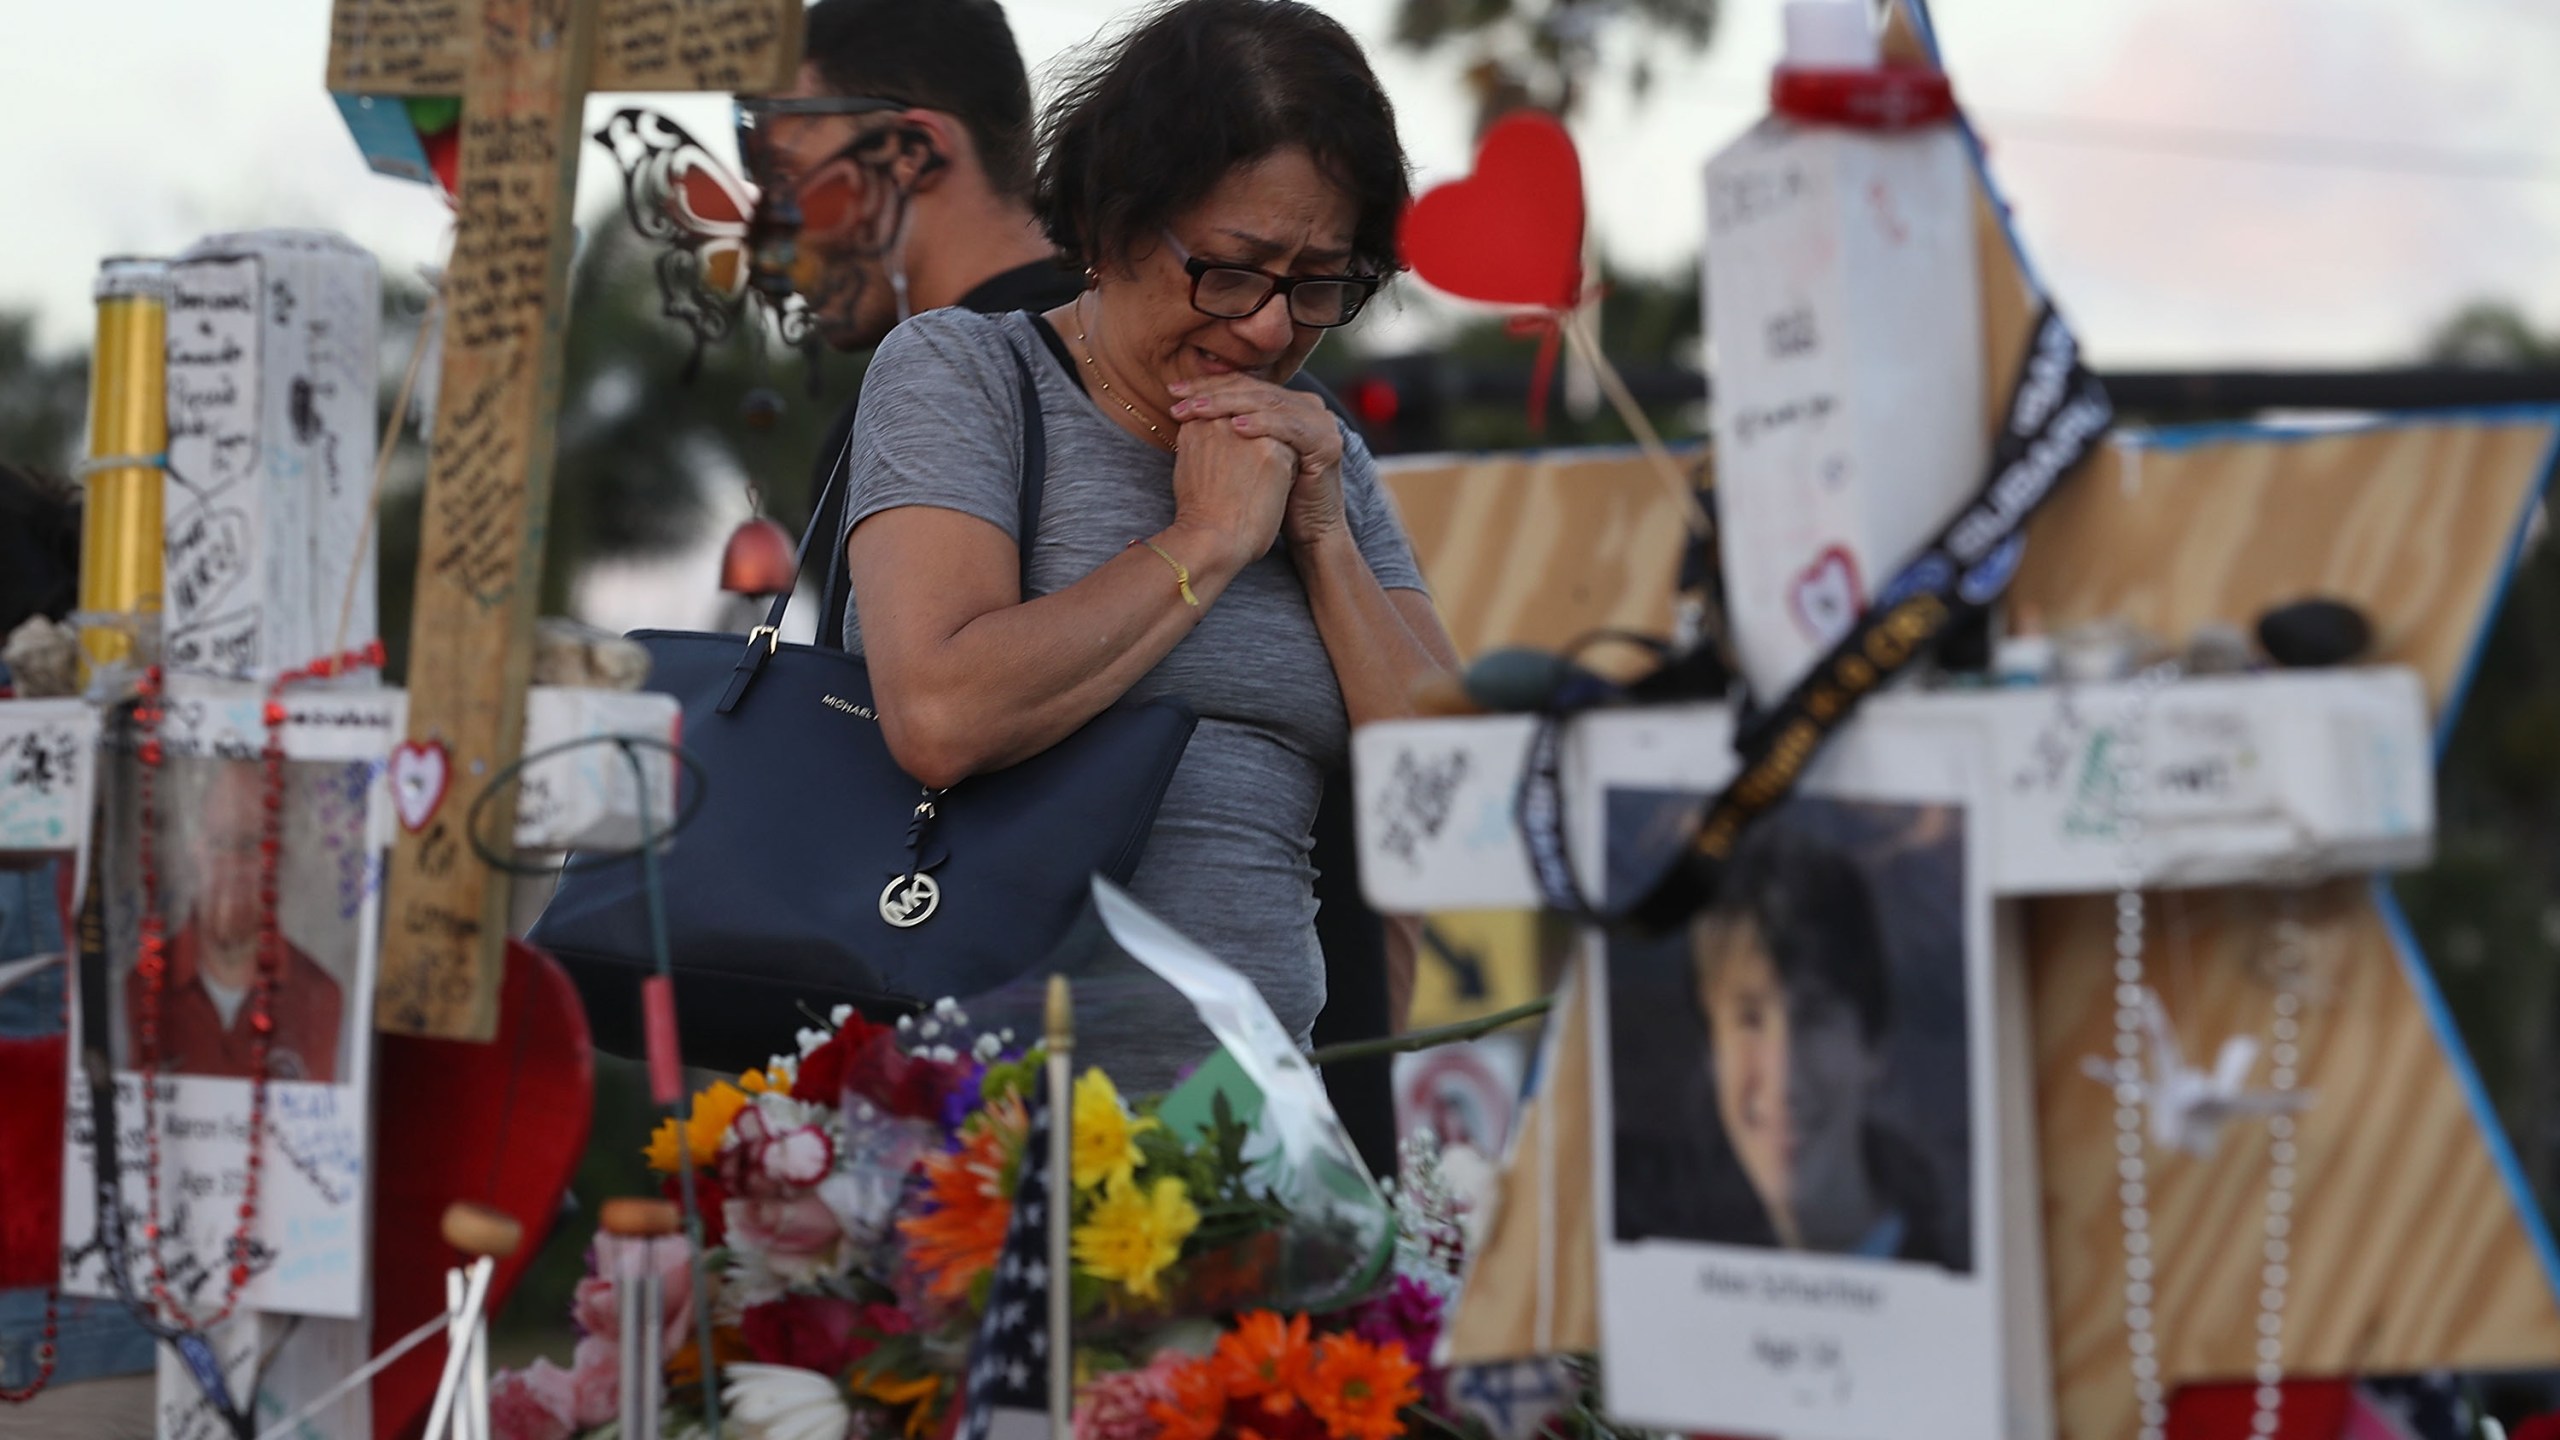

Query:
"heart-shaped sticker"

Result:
[[1400, 111, 1586, 310], [389, 739, 451, 834], [1789, 545, 1865, 648]]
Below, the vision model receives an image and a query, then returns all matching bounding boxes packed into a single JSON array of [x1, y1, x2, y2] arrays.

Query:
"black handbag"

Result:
[[531, 340, 1198, 1070]]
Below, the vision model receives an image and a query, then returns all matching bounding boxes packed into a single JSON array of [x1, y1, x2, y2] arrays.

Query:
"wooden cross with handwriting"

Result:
[[327, 0, 798, 1040]]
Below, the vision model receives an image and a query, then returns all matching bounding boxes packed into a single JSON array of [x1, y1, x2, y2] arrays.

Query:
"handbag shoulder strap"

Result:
[[718, 319, 1047, 712], [791, 318, 1048, 650]]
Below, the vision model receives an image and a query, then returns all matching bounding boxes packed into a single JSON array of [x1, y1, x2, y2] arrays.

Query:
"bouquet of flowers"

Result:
[[488, 998, 1533, 1440]]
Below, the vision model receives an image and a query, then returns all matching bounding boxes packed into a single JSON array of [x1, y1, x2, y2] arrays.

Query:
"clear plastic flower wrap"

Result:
[[955, 879, 1398, 1326]]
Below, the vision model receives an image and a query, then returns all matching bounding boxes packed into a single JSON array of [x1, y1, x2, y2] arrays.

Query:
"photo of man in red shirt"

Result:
[[121, 760, 345, 1084]]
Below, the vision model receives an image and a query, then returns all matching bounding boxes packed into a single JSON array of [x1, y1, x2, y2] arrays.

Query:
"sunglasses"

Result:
[[733, 94, 913, 195], [1158, 231, 1381, 330]]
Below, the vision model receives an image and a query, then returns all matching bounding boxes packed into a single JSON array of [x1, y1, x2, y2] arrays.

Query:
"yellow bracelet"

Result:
[[1135, 538, 1201, 608]]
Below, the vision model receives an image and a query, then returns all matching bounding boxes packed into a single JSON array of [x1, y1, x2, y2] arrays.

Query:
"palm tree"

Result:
[[1391, 0, 1721, 133], [374, 205, 857, 675], [0, 312, 90, 474]]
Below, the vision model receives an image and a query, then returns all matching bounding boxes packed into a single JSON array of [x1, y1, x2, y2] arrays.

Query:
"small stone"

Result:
[[2183, 620, 2255, 675], [1463, 646, 1581, 712], [2255, 597, 2373, 669]]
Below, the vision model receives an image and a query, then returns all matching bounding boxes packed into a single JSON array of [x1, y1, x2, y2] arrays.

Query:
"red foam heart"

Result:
[[1400, 111, 1586, 310], [371, 938, 593, 1439]]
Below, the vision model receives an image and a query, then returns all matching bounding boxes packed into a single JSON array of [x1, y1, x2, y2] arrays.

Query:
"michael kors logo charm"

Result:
[[879, 873, 941, 927]]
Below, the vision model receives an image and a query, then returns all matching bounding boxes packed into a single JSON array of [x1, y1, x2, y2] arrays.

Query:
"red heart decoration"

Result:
[[1789, 544, 1865, 647], [1400, 111, 1586, 310], [371, 939, 593, 1439], [388, 739, 450, 834]]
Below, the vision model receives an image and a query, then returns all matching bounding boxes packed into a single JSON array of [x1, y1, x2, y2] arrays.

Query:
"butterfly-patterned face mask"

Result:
[[591, 97, 939, 376]]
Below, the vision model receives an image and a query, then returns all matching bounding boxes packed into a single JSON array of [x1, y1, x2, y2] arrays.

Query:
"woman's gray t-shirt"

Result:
[[837, 308, 1425, 1089]]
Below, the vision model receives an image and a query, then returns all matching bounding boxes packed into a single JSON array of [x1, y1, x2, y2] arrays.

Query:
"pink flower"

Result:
[[1352, 1275, 1445, 1369], [721, 1101, 838, 1198], [1354, 1274, 1449, 1408], [725, 1192, 849, 1290], [1074, 1362, 1174, 1440], [569, 1336, 620, 1429], [489, 1359, 578, 1440], [572, 1234, 695, 1357]]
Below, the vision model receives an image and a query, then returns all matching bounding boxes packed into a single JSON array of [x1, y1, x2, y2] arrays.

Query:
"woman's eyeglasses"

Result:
[[1160, 231, 1380, 329]]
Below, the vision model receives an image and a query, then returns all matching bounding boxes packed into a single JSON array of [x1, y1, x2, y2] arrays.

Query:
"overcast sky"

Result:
[[4, 0, 2556, 371]]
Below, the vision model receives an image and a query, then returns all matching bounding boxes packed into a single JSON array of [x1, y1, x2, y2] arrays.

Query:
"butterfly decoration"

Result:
[[2081, 987, 2313, 1157], [591, 106, 821, 376]]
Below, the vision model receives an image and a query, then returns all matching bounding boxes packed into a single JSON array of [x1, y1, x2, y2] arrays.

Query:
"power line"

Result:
[[1973, 108, 2560, 184], [1665, 85, 2560, 186]]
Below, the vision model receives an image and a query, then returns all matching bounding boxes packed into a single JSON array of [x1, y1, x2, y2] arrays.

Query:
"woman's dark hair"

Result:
[[1035, 0, 1410, 277], [1697, 820, 1892, 1046]]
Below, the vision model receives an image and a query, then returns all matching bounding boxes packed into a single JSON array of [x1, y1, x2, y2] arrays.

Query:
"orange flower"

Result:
[[897, 1093, 1027, 1303], [1147, 1357, 1228, 1440], [854, 1366, 948, 1440], [663, 1323, 752, 1390], [1298, 1334, 1420, 1440], [1214, 1310, 1313, 1415]]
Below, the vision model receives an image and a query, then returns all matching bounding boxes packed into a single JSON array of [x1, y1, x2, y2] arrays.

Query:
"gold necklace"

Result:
[[1074, 297, 1173, 451]]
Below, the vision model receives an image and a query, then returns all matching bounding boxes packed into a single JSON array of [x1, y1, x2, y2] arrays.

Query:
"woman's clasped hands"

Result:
[[1167, 374, 1347, 567]]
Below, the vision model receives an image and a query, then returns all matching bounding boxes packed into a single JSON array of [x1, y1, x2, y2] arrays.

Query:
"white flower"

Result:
[[820, 1109, 937, 1245], [932, 996, 962, 1020], [897, 1014, 915, 1033], [796, 1026, 830, 1057], [829, 1004, 855, 1026], [1438, 1142, 1500, 1256], [723, 1363, 852, 1440], [973, 1033, 1003, 1062], [917, 1018, 942, 1040]]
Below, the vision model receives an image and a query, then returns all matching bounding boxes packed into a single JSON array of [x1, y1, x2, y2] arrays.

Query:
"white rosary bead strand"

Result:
[[2111, 665, 2176, 1440], [2111, 661, 2306, 1440], [2249, 900, 2310, 1437]]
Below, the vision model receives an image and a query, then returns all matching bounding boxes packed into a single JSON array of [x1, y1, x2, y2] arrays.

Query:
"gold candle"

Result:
[[78, 257, 171, 671]]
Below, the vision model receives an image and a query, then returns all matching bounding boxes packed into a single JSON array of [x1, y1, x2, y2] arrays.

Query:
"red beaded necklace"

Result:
[[126, 641, 383, 1333]]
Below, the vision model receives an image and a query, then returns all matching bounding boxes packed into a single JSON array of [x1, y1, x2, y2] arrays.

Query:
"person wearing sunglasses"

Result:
[[740, 0, 1063, 357], [839, 0, 1460, 1092], [745, 0, 1084, 680]]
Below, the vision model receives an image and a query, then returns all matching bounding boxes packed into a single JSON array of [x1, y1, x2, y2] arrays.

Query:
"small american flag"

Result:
[[960, 1067, 1055, 1440]]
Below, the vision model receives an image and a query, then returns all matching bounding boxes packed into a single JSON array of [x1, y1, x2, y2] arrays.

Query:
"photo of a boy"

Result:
[[1611, 797, 1972, 1273]]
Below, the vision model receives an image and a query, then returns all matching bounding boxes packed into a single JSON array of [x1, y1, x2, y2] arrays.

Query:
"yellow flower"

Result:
[[1070, 1068, 1158, 1192], [1072, 1173, 1198, 1301], [741, 1062, 792, 1094], [643, 1080, 752, 1173]]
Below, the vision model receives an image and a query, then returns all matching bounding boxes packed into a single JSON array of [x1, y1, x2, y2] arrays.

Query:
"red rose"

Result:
[[848, 1026, 947, 1119], [792, 1017, 889, 1104], [660, 1171, 729, 1248], [792, 1013, 973, 1120], [740, 1293, 865, 1375]]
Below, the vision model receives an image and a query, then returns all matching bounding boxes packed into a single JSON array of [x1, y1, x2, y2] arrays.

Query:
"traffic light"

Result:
[[1337, 353, 1449, 455]]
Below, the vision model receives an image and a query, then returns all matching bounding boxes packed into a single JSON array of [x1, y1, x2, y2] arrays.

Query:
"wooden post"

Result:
[[326, 0, 799, 1039]]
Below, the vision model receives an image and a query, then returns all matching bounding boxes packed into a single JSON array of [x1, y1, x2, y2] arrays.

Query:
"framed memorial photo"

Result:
[[60, 682, 398, 1322], [1589, 731, 2002, 1440]]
